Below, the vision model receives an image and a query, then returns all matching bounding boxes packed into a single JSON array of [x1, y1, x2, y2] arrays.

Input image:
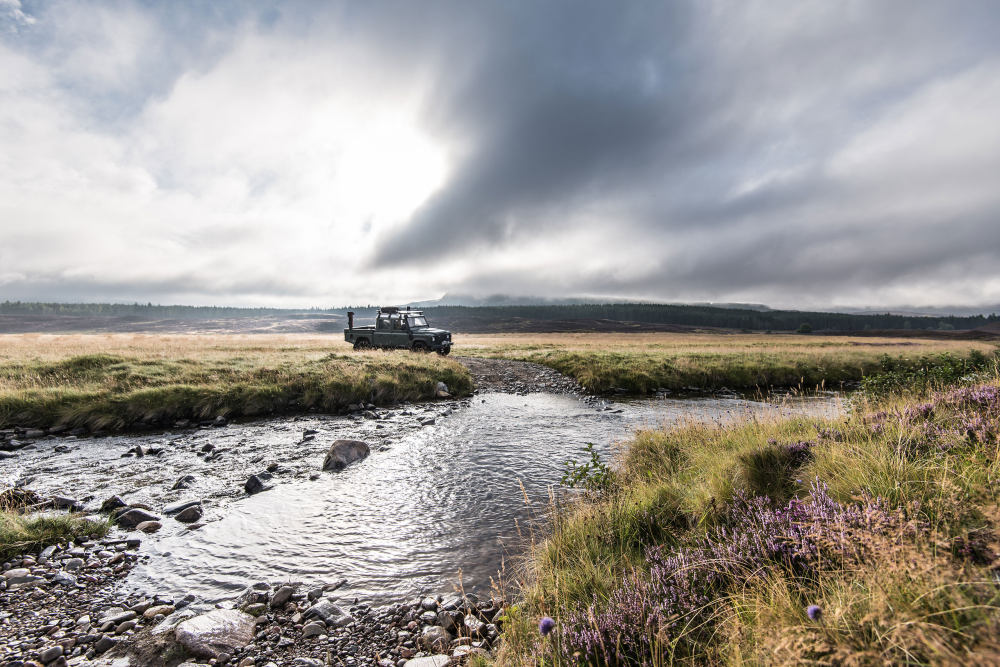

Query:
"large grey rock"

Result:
[[174, 609, 256, 659], [322, 440, 370, 471], [419, 625, 451, 652], [115, 508, 160, 529], [303, 599, 354, 627], [405, 655, 450, 667]]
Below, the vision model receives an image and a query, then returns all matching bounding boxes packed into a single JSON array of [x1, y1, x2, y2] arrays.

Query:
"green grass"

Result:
[[499, 379, 1000, 665], [0, 334, 472, 432], [459, 332, 999, 393], [0, 512, 109, 560]]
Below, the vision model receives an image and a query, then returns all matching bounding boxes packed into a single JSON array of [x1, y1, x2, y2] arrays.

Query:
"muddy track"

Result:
[[454, 356, 581, 395]]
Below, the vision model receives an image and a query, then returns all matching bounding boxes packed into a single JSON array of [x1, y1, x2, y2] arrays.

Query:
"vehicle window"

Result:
[[408, 317, 428, 327], [377, 317, 388, 330]]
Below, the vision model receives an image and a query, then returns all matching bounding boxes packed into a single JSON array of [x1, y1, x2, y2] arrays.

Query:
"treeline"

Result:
[[420, 304, 999, 332], [2, 301, 998, 332], [0, 301, 336, 319]]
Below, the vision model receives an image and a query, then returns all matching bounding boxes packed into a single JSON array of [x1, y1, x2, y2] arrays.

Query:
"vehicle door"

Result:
[[389, 314, 411, 348], [373, 315, 391, 346]]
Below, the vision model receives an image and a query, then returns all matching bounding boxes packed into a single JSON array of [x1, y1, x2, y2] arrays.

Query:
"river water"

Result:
[[3, 390, 842, 606]]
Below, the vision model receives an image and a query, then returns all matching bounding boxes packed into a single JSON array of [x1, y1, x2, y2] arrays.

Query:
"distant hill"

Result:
[[1, 300, 998, 336]]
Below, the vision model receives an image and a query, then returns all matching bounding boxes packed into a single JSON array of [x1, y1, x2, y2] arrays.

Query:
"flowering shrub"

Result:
[[561, 483, 916, 664]]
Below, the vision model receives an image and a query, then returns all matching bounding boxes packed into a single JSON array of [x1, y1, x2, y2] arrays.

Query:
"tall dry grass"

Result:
[[498, 379, 1000, 665], [459, 333, 997, 393], [0, 334, 472, 432]]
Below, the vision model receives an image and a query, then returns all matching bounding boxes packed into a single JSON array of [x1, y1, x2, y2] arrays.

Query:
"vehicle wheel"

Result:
[[353, 338, 371, 350], [412, 342, 429, 353], [436, 347, 450, 356]]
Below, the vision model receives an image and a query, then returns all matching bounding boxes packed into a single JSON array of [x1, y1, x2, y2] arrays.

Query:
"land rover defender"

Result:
[[344, 307, 452, 355]]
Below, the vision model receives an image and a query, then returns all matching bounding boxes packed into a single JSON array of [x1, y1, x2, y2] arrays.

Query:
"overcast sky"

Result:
[[2, 1, 999, 310]]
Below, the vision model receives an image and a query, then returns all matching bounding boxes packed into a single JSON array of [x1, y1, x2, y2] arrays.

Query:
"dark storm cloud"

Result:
[[3, 1, 999, 308], [370, 2, 709, 262], [365, 1, 1000, 304]]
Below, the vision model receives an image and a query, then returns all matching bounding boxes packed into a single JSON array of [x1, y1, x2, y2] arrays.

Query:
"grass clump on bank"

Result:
[[460, 332, 998, 393], [0, 334, 472, 432], [500, 380, 1000, 665], [0, 510, 109, 560]]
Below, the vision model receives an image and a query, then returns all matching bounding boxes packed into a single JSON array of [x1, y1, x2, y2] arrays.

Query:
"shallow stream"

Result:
[[3, 391, 842, 606]]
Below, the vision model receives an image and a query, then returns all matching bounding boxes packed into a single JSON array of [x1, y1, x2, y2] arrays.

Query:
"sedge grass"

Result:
[[0, 511, 109, 560], [498, 377, 1000, 665], [0, 333, 472, 432], [458, 332, 997, 393]]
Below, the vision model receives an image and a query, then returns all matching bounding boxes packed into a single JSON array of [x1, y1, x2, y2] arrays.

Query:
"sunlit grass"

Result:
[[0, 334, 472, 431], [0, 511, 110, 560], [458, 332, 997, 392], [498, 378, 1000, 665]]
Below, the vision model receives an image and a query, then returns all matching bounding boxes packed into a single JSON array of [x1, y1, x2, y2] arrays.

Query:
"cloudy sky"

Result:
[[2, 1, 999, 310]]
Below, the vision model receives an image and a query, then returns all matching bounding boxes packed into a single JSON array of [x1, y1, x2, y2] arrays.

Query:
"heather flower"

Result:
[[539, 616, 556, 636], [561, 482, 914, 663], [806, 604, 822, 621]]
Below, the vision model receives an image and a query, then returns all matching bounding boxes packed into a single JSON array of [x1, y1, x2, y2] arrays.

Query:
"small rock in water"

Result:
[[135, 520, 162, 533], [270, 585, 295, 608], [174, 505, 204, 523], [51, 495, 83, 511], [172, 474, 196, 490], [322, 440, 370, 472], [115, 508, 160, 529], [244, 473, 273, 495], [100, 495, 127, 513], [164, 498, 202, 514]]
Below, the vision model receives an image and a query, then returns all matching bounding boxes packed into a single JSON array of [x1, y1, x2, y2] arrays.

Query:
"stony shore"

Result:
[[1, 534, 501, 666], [1, 358, 570, 667]]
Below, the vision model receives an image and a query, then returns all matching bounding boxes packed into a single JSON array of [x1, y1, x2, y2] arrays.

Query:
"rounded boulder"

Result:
[[322, 440, 370, 472]]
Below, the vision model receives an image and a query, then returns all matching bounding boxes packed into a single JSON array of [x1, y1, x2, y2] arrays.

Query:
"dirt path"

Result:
[[454, 356, 581, 394]]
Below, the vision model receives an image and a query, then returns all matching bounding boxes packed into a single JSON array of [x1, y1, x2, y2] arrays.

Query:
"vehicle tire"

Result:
[[412, 342, 429, 353], [436, 347, 450, 356], [353, 338, 371, 350]]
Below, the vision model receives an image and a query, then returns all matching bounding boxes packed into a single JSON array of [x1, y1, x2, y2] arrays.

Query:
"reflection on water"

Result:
[[6, 391, 842, 604]]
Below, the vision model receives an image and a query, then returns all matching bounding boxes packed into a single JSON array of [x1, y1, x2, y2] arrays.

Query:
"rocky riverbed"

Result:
[[1, 358, 843, 666], [2, 539, 500, 667]]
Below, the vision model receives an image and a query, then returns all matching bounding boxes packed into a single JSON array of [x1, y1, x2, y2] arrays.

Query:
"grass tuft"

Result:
[[499, 376, 1000, 665], [0, 511, 109, 560]]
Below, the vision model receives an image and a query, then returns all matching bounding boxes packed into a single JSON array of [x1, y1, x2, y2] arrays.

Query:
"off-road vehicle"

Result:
[[344, 307, 452, 355]]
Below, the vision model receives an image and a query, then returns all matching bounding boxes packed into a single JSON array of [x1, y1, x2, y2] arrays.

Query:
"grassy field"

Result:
[[0, 334, 472, 432], [499, 377, 1000, 665], [457, 332, 999, 393]]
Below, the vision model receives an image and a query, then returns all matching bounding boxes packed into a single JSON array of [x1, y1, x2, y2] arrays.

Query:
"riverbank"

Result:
[[500, 378, 1000, 664], [1, 525, 501, 666], [458, 332, 999, 393], [0, 334, 472, 434]]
